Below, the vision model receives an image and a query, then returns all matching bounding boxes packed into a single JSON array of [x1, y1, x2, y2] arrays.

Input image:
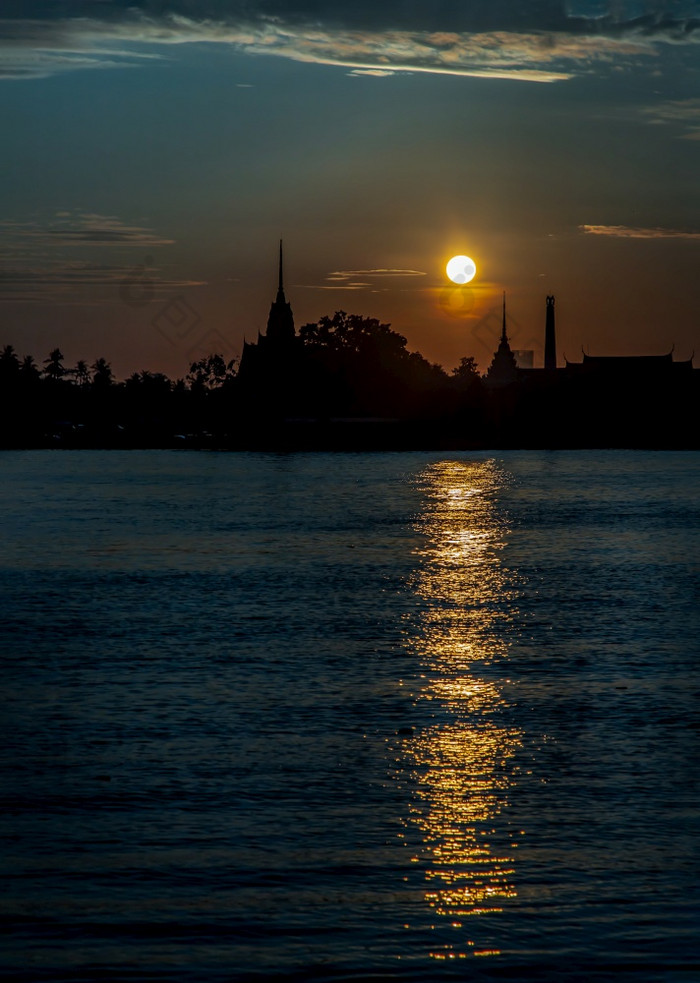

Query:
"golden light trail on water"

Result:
[[398, 460, 523, 962]]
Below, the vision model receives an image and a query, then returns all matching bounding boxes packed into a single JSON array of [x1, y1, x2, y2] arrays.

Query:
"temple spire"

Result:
[[266, 239, 295, 343], [485, 289, 518, 388], [277, 239, 284, 298]]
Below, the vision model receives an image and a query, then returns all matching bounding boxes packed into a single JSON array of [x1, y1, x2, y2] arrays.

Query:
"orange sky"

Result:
[[2, 2, 699, 379]]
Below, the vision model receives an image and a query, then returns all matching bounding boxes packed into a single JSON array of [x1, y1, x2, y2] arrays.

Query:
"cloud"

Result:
[[4, 2, 698, 36], [330, 269, 428, 277], [300, 268, 429, 292], [0, 263, 202, 287], [0, 211, 203, 303], [641, 97, 700, 139], [0, 213, 174, 248], [580, 223, 700, 238], [301, 284, 368, 290], [2, 4, 699, 83], [0, 263, 206, 304], [348, 68, 395, 77]]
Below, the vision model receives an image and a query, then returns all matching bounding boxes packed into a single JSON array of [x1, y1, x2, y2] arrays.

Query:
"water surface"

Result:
[[1, 450, 698, 981]]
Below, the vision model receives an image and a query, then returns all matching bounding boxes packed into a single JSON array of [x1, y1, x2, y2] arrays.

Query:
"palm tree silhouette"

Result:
[[72, 360, 91, 388], [91, 358, 114, 389], [43, 348, 66, 381]]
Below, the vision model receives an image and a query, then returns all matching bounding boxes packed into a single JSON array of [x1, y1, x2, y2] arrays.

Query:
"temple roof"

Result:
[[565, 351, 693, 372]]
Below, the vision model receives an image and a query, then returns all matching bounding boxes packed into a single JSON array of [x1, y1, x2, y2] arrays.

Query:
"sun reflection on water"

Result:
[[399, 460, 523, 960]]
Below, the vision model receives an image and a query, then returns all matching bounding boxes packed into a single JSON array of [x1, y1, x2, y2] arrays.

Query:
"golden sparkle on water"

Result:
[[446, 255, 477, 285], [396, 460, 523, 963]]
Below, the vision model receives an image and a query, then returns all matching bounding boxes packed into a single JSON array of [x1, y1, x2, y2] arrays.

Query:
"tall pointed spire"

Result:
[[485, 289, 518, 388], [277, 239, 284, 299], [266, 239, 295, 343]]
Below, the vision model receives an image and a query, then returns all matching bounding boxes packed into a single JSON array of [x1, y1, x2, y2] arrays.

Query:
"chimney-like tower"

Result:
[[545, 295, 556, 370]]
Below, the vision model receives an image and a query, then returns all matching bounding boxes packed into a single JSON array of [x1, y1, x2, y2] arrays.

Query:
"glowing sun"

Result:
[[446, 255, 477, 285]]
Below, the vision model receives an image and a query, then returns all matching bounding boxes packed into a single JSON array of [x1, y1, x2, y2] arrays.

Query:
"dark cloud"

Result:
[[329, 269, 427, 277], [642, 97, 700, 138], [0, 215, 174, 248], [1, 1, 698, 34], [0, 215, 203, 304], [581, 223, 700, 237], [0, 1, 698, 83]]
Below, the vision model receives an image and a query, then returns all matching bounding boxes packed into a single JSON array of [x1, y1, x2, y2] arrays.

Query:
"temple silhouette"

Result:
[[238, 240, 305, 418], [234, 244, 696, 447], [482, 290, 696, 446], [489, 290, 693, 381], [485, 293, 519, 388], [1, 243, 696, 449]]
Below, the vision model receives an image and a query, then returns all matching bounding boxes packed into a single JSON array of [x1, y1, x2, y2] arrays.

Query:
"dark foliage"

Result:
[[1, 311, 696, 448], [299, 311, 450, 417]]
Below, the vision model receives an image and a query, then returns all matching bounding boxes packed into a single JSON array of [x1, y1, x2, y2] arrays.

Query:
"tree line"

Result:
[[0, 313, 482, 447]]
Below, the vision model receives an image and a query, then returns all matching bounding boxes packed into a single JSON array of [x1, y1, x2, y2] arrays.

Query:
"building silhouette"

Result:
[[238, 252, 697, 446], [265, 239, 295, 345], [237, 240, 305, 418], [486, 292, 695, 384], [563, 350, 694, 379], [485, 293, 698, 446], [485, 293, 519, 388], [513, 349, 534, 369], [544, 295, 556, 370]]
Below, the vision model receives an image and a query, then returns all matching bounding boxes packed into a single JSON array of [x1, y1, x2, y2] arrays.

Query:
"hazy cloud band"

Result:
[[1, 5, 698, 82], [581, 224, 700, 239]]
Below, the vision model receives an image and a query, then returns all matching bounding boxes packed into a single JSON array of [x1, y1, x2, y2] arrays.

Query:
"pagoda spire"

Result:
[[485, 290, 518, 388], [266, 238, 295, 343], [277, 239, 284, 299]]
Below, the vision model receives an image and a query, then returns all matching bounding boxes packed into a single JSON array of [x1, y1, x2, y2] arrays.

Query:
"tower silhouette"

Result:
[[266, 239, 295, 344], [238, 240, 301, 411], [485, 292, 519, 388], [545, 295, 556, 370]]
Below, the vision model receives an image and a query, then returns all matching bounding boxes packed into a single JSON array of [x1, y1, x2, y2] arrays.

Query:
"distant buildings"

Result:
[[485, 288, 694, 382], [238, 243, 697, 447], [482, 291, 696, 446], [513, 350, 534, 369]]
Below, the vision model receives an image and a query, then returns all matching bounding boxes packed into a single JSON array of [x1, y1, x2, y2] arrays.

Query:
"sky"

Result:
[[1, 0, 699, 377]]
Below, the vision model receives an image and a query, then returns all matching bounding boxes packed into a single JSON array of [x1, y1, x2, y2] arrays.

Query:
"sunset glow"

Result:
[[1, 1, 698, 376]]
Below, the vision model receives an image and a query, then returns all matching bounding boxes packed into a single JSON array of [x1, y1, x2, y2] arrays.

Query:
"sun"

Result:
[[446, 255, 477, 285]]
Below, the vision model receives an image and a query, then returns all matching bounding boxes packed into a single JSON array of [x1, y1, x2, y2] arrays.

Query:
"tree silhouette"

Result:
[[451, 356, 481, 386], [91, 357, 114, 390], [0, 345, 20, 388], [0, 311, 698, 449], [300, 311, 407, 359], [187, 353, 237, 392], [43, 348, 66, 381], [299, 311, 448, 417], [0, 344, 18, 365], [19, 354, 41, 384], [72, 360, 91, 388]]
